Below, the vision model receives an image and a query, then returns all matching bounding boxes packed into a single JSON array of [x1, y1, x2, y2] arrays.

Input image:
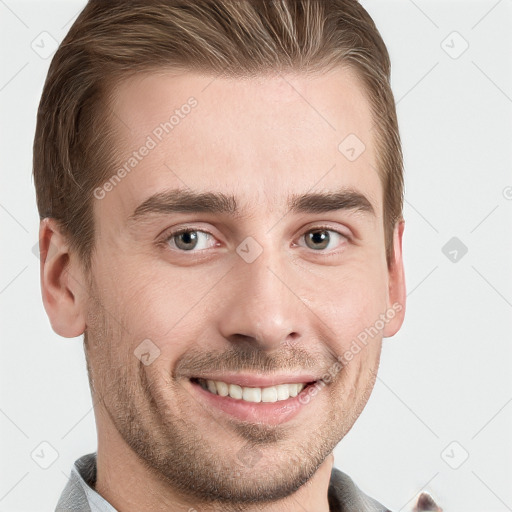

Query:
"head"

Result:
[[35, 0, 406, 507]]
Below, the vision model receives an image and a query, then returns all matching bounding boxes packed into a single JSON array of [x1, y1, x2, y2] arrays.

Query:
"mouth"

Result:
[[191, 377, 317, 403], [188, 376, 321, 425]]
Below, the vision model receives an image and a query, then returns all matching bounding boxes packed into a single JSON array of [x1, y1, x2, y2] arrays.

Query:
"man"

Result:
[[34, 1, 407, 510]]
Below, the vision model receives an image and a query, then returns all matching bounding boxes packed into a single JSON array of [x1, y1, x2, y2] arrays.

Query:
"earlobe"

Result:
[[383, 220, 406, 338], [39, 218, 87, 338]]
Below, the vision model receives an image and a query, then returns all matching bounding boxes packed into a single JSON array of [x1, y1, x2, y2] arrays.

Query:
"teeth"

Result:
[[229, 383, 243, 399], [216, 381, 229, 397], [261, 386, 277, 402], [207, 380, 217, 394], [242, 386, 261, 403], [197, 379, 307, 403], [276, 384, 291, 401]]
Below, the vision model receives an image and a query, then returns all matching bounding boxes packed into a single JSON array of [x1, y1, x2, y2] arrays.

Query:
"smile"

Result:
[[194, 377, 310, 403], [188, 374, 322, 424]]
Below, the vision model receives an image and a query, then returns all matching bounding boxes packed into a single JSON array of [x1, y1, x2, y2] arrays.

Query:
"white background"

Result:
[[1, 1, 511, 511]]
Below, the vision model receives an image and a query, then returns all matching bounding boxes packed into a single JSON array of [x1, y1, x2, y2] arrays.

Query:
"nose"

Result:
[[217, 243, 305, 352]]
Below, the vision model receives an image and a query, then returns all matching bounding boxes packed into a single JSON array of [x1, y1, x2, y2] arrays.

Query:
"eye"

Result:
[[160, 225, 349, 254], [164, 228, 218, 252], [298, 226, 348, 252]]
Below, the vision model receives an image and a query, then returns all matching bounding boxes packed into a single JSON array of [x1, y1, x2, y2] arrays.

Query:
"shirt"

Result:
[[55, 452, 392, 512]]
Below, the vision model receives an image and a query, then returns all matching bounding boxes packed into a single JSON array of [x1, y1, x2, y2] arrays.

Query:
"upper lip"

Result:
[[190, 373, 319, 388]]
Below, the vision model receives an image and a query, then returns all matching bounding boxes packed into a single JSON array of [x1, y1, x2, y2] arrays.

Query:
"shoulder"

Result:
[[328, 467, 392, 512]]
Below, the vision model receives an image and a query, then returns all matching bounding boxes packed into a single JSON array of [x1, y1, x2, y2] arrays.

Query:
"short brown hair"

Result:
[[33, 0, 403, 273]]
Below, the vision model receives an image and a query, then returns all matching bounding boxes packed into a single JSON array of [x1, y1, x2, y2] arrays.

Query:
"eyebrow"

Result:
[[128, 187, 375, 224]]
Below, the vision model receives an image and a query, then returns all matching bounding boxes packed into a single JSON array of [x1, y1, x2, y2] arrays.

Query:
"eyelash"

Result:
[[160, 225, 350, 255]]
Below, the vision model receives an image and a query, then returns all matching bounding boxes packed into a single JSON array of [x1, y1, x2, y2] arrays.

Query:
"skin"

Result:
[[39, 67, 406, 512]]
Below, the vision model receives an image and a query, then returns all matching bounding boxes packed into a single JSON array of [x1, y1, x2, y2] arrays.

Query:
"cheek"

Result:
[[315, 262, 388, 356], [98, 257, 225, 352], [318, 258, 388, 318]]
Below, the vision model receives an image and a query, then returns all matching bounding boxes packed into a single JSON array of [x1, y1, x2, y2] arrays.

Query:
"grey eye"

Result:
[[302, 229, 345, 251], [167, 230, 216, 251]]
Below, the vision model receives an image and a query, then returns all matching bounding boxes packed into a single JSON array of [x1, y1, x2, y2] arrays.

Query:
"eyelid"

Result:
[[302, 223, 352, 239]]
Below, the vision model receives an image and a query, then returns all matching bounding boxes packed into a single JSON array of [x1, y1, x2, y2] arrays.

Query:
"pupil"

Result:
[[177, 231, 197, 250], [308, 230, 329, 250]]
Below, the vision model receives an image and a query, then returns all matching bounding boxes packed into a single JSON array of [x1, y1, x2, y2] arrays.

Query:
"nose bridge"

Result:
[[219, 238, 304, 349]]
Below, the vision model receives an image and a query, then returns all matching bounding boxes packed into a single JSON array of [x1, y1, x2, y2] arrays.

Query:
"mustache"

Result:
[[173, 345, 335, 377]]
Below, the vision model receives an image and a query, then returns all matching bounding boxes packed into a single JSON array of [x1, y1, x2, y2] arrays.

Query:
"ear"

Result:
[[383, 220, 406, 338], [38, 218, 87, 338]]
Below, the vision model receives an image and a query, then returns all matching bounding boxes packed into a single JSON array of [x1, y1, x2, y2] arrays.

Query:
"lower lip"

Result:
[[189, 379, 318, 425]]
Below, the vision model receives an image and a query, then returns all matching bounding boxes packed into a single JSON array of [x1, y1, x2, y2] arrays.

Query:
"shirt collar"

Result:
[[56, 452, 117, 512]]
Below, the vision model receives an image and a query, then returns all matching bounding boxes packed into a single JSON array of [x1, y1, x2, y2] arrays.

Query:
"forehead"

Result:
[[96, 68, 381, 226]]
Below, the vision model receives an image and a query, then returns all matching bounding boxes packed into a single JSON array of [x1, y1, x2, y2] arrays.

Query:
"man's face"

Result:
[[83, 68, 403, 504]]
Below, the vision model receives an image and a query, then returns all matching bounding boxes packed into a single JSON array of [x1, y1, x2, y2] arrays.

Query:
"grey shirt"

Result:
[[55, 452, 391, 512]]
